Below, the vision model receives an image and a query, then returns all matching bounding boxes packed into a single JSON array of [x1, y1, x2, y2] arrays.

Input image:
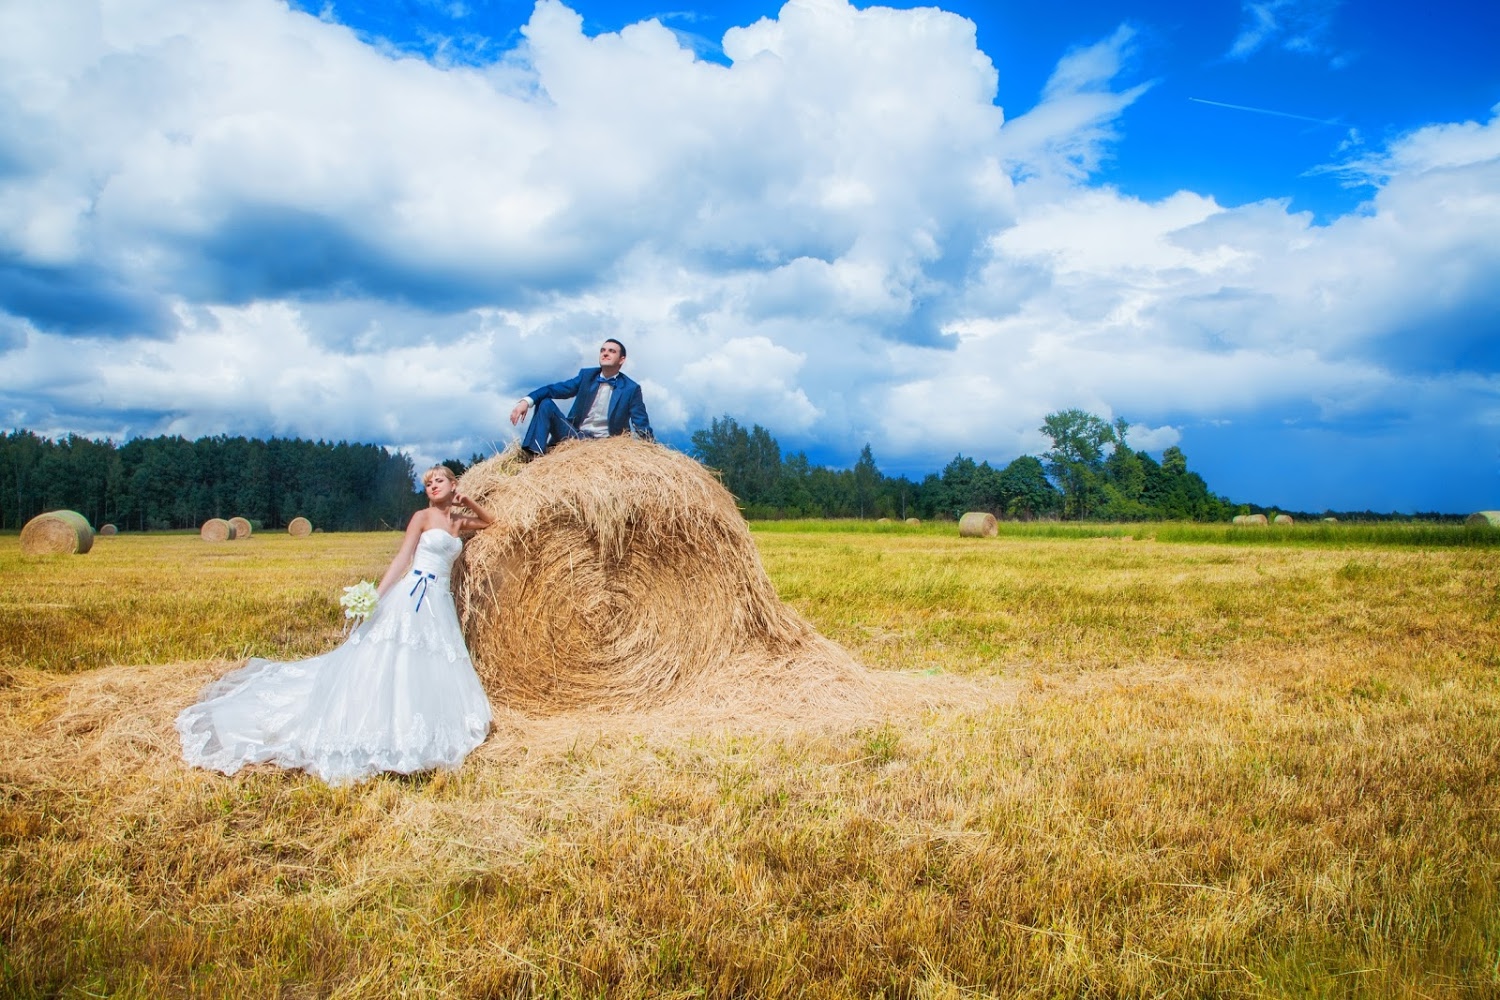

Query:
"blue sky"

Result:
[[2, 0, 1498, 513]]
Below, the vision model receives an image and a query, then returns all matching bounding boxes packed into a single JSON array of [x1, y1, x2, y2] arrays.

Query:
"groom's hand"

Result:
[[509, 399, 530, 425]]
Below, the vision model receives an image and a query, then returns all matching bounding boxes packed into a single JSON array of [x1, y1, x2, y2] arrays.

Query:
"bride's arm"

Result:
[[376, 512, 428, 597], [452, 491, 495, 533]]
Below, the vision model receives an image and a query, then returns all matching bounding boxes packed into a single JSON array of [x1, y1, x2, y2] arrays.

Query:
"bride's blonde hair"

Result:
[[421, 464, 457, 486]]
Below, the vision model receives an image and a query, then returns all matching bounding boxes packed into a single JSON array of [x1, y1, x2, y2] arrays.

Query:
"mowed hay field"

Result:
[[2, 525, 1498, 998]]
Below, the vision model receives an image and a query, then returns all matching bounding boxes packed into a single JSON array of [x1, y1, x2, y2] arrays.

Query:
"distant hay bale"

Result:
[[200, 518, 236, 542], [454, 438, 871, 716], [99, 524, 117, 536], [228, 516, 252, 538], [20, 510, 94, 555], [1273, 514, 1295, 525], [287, 517, 312, 537], [1322, 517, 1339, 524], [958, 512, 997, 538], [905, 518, 921, 526], [1467, 511, 1500, 527], [1232, 514, 1269, 525], [876, 517, 892, 524]]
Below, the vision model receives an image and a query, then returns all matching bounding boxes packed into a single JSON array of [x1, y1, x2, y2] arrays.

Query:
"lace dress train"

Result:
[[177, 529, 492, 785]]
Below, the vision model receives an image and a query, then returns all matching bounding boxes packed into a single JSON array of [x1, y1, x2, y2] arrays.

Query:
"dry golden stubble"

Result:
[[0, 532, 394, 673], [7, 638, 1494, 997], [2, 524, 1499, 996]]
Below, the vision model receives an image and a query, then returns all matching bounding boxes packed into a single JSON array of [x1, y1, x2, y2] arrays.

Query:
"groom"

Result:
[[509, 338, 654, 457]]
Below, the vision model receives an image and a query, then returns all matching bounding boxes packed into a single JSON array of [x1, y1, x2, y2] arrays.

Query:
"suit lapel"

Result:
[[605, 374, 634, 432], [571, 367, 601, 425]]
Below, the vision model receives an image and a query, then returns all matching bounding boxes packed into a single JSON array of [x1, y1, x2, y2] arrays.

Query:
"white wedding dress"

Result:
[[177, 529, 492, 785]]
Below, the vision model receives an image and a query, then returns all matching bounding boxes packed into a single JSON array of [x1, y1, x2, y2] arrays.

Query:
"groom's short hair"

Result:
[[604, 337, 626, 358]]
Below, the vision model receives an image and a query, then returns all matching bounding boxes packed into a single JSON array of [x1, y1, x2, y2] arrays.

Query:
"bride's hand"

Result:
[[452, 491, 495, 527]]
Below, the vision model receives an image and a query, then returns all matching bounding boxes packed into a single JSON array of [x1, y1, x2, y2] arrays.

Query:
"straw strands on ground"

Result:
[[287, 517, 312, 537], [199, 518, 236, 542], [958, 512, 997, 538], [455, 438, 874, 720], [228, 517, 252, 538], [19, 510, 94, 555]]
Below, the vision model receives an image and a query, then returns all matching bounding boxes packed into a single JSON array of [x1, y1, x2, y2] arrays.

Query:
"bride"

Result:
[[177, 465, 495, 785]]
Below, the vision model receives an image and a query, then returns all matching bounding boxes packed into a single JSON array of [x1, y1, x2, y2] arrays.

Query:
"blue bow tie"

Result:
[[597, 375, 619, 387]]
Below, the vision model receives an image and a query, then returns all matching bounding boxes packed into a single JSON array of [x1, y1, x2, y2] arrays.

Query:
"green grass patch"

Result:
[[752, 518, 1500, 547]]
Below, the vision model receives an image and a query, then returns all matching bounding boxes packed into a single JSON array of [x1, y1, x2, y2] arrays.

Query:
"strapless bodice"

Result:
[[410, 529, 462, 579]]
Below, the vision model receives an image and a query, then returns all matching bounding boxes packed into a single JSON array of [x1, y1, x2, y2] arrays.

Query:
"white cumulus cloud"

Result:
[[0, 0, 1495, 509]]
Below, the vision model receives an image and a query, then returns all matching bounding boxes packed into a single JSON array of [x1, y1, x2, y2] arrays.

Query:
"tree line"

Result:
[[689, 408, 1234, 521], [0, 408, 1230, 533], [0, 430, 422, 532]]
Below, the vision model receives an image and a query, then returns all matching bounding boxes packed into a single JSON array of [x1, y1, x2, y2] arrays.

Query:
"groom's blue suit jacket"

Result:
[[527, 367, 654, 440]]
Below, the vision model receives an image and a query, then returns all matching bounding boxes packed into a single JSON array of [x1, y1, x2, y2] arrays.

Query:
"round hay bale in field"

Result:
[[200, 518, 236, 542], [1273, 514, 1295, 525], [99, 523, 117, 536], [876, 517, 892, 524], [20, 510, 94, 555], [958, 512, 997, 538], [1322, 517, 1339, 524], [228, 516, 252, 538], [454, 438, 870, 716], [1466, 511, 1500, 527], [905, 518, 921, 526], [1232, 514, 1269, 525], [287, 517, 312, 537]]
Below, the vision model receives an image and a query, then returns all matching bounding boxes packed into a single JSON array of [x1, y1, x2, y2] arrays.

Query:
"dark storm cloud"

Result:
[[166, 204, 609, 313], [0, 260, 173, 338]]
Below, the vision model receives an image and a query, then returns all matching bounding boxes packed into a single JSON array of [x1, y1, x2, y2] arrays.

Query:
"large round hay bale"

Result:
[[200, 518, 236, 542], [1467, 511, 1500, 527], [1232, 514, 1269, 525], [905, 517, 921, 526], [228, 516, 252, 538], [99, 523, 118, 536], [1273, 514, 1295, 525], [454, 438, 870, 715], [287, 517, 312, 537], [958, 512, 997, 538], [20, 510, 94, 555]]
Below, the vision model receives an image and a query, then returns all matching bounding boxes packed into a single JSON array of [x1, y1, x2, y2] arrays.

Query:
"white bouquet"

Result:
[[340, 580, 380, 623]]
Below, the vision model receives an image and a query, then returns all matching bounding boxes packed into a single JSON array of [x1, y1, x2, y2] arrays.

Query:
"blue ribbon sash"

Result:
[[408, 570, 438, 612]]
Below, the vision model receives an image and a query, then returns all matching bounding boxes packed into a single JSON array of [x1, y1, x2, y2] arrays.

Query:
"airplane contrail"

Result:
[[1188, 97, 1343, 127]]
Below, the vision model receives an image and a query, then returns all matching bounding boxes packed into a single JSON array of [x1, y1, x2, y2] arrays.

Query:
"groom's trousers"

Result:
[[521, 399, 598, 455]]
